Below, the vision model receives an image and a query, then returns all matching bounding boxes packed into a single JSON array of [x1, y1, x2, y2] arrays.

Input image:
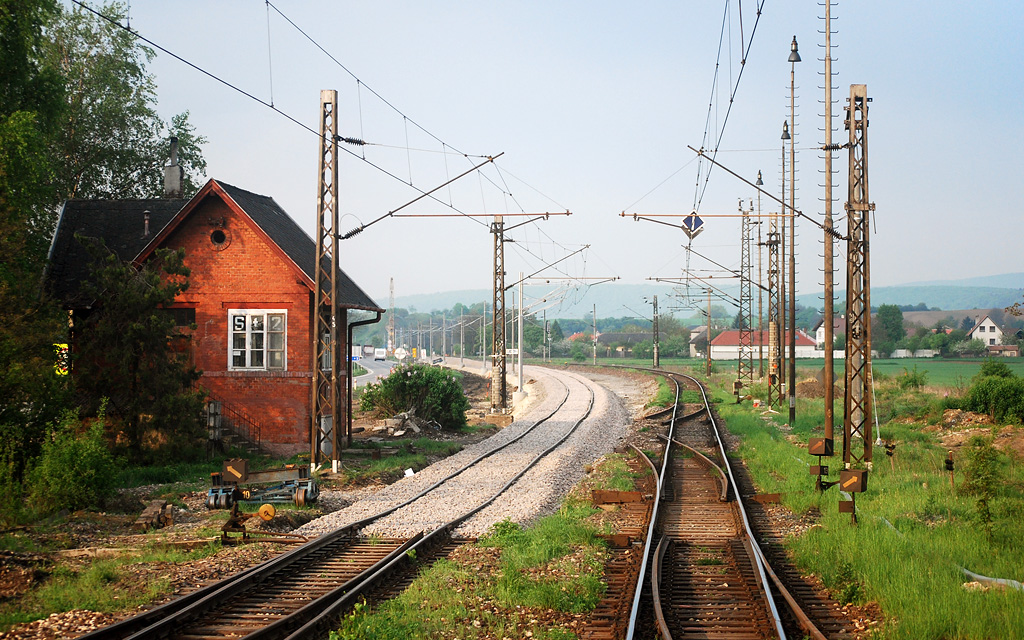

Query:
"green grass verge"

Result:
[[0, 542, 221, 630], [715, 392, 1024, 638], [331, 500, 607, 639]]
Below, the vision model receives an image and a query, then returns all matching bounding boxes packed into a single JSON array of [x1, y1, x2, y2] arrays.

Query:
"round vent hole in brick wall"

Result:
[[211, 229, 227, 245]]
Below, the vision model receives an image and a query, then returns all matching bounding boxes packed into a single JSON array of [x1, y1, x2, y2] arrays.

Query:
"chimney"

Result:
[[163, 136, 184, 198], [143, 210, 151, 238]]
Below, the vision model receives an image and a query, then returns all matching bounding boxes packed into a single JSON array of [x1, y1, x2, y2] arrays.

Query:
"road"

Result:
[[353, 356, 395, 387]]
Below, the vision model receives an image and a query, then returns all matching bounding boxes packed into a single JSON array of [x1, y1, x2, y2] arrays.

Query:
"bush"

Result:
[[975, 358, 1014, 381], [960, 375, 1024, 424], [961, 435, 1004, 538], [27, 405, 119, 512], [897, 365, 928, 390], [359, 364, 470, 429]]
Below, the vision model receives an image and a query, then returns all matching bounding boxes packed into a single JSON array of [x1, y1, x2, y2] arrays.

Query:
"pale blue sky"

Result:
[[91, 1, 1024, 307]]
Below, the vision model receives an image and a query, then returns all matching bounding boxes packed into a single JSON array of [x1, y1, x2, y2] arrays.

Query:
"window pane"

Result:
[[251, 333, 264, 350], [232, 351, 245, 367], [269, 314, 284, 332], [251, 350, 264, 367], [268, 351, 284, 368], [251, 315, 264, 331], [232, 315, 246, 332], [233, 334, 246, 349], [269, 333, 284, 350]]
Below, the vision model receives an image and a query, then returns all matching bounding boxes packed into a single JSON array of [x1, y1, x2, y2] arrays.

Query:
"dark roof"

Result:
[[45, 199, 186, 307], [212, 181, 382, 312], [45, 180, 383, 313], [596, 332, 653, 345]]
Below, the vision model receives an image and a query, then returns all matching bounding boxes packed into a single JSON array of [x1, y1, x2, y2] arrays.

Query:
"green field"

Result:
[[793, 358, 1024, 389]]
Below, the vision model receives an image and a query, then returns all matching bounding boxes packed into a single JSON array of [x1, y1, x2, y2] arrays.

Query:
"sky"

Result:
[[79, 1, 1024, 312]]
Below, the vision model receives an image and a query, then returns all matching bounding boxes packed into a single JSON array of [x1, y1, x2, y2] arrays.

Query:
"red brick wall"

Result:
[[157, 194, 320, 452]]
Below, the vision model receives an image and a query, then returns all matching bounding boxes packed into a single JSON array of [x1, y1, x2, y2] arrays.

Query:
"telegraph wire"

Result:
[[69, 0, 496, 230]]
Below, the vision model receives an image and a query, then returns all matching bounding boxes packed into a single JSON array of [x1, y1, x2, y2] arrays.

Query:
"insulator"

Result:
[[336, 135, 367, 146], [340, 226, 365, 239], [822, 143, 845, 151]]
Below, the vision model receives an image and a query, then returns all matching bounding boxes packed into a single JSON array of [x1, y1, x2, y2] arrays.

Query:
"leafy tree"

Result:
[[41, 2, 207, 199], [953, 339, 986, 358], [0, 0, 72, 486], [523, 324, 544, 354], [360, 364, 469, 429], [633, 340, 653, 360], [75, 242, 204, 461], [874, 304, 904, 357], [569, 339, 588, 362], [661, 335, 690, 358]]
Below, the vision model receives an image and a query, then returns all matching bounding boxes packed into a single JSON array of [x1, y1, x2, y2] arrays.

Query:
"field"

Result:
[[794, 357, 1024, 389]]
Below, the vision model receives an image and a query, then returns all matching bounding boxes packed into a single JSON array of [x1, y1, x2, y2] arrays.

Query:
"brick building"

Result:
[[46, 178, 382, 454]]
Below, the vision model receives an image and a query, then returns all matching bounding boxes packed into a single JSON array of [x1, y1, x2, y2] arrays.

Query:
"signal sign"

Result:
[[682, 211, 704, 239]]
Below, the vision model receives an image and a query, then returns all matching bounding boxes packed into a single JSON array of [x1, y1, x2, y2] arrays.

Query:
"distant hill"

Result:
[[391, 276, 1023, 320], [902, 273, 1024, 289], [798, 284, 1022, 313]]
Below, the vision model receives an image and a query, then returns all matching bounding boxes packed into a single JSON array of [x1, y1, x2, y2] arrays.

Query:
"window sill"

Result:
[[206, 370, 313, 378]]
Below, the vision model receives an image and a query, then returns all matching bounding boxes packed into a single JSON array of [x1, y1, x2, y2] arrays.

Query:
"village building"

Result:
[[709, 329, 817, 359], [967, 314, 1005, 347], [45, 176, 382, 455]]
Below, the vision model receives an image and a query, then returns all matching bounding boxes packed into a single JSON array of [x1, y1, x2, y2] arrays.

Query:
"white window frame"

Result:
[[228, 309, 287, 371]]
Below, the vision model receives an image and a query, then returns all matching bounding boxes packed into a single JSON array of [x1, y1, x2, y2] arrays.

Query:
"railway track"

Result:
[[603, 367, 830, 640], [80, 368, 599, 640]]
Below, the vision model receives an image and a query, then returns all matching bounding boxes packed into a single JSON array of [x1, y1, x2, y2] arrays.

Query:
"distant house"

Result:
[[46, 178, 382, 454], [709, 330, 817, 359], [987, 344, 1020, 358], [812, 315, 846, 349], [967, 315, 1004, 347]]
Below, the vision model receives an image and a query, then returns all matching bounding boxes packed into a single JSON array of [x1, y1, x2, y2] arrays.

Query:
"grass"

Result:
[[0, 542, 222, 630], [713, 383, 1024, 638], [777, 357, 1024, 390], [331, 501, 608, 640]]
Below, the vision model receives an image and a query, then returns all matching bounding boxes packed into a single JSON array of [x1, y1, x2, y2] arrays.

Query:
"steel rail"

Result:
[[89, 368, 597, 640], [624, 371, 680, 640], [282, 368, 598, 640]]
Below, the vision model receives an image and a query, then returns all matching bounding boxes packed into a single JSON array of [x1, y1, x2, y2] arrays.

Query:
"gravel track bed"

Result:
[[295, 366, 629, 539]]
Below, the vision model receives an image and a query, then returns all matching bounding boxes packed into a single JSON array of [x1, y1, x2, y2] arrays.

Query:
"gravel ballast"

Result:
[[295, 365, 631, 539]]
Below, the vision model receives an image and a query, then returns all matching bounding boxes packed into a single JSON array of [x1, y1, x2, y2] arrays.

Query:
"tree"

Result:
[[0, 0, 72, 487], [75, 242, 204, 461], [874, 304, 904, 357], [961, 316, 975, 332], [548, 320, 564, 342], [41, 2, 207, 199]]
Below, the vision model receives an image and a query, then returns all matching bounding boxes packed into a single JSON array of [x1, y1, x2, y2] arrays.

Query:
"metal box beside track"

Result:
[[207, 459, 318, 509]]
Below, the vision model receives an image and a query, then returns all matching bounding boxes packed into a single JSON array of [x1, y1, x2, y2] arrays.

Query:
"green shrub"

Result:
[[961, 435, 1004, 538], [27, 405, 119, 512], [960, 375, 1024, 423], [975, 358, 1014, 381], [897, 365, 928, 390], [359, 364, 470, 429]]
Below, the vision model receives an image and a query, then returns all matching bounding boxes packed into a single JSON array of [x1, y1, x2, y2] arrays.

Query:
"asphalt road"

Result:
[[353, 356, 395, 387]]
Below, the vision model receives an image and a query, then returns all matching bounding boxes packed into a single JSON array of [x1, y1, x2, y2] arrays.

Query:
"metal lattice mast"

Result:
[[490, 216, 507, 412], [766, 212, 783, 408], [843, 84, 874, 468], [312, 89, 342, 470], [738, 199, 754, 385]]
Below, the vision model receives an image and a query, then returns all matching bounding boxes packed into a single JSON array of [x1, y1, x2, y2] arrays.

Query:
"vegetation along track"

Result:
[[603, 367, 830, 640], [78, 368, 598, 640]]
